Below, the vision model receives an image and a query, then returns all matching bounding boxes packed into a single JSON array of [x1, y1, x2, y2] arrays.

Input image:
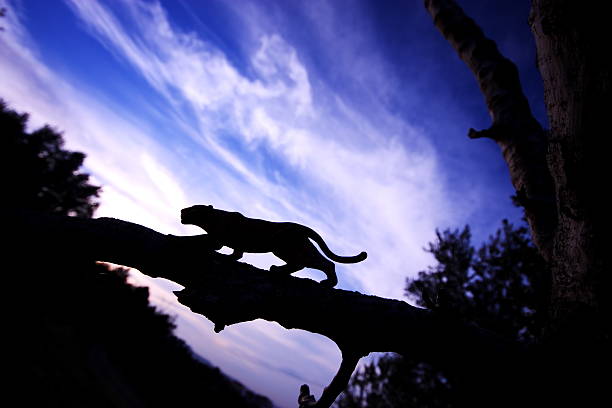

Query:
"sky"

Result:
[[0, 1, 545, 406]]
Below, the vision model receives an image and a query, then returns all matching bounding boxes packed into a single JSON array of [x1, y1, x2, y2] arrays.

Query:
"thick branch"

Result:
[[424, 0, 557, 261], [314, 352, 362, 408], [9, 209, 530, 407]]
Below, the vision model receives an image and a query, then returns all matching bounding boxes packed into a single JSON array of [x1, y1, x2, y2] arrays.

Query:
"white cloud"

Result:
[[1, 0, 467, 406]]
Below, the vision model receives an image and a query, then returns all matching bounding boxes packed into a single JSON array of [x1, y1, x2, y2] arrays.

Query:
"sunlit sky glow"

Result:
[[1, 1, 544, 406]]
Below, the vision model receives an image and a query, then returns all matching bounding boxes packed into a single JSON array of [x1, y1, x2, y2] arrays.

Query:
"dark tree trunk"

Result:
[[425, 0, 610, 405], [529, 2, 610, 404], [530, 0, 610, 335]]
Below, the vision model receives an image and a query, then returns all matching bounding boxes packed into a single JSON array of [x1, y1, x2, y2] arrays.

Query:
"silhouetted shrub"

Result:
[[4, 100, 272, 407], [1, 100, 100, 217], [336, 220, 547, 408]]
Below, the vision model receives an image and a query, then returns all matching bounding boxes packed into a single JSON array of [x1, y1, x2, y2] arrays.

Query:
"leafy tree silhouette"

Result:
[[408, 220, 548, 343], [1, 100, 100, 217], [335, 219, 548, 408]]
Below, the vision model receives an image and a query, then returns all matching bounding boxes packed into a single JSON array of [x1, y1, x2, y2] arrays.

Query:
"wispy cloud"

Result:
[[1, 0, 468, 406], [63, 0, 459, 295]]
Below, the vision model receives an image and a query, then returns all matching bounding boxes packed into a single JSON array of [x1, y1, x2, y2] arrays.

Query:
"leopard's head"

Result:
[[180, 204, 214, 227]]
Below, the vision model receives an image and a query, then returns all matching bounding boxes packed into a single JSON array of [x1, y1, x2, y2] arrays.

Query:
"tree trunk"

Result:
[[425, 0, 610, 405], [424, 0, 610, 332], [530, 3, 610, 404], [530, 0, 610, 336]]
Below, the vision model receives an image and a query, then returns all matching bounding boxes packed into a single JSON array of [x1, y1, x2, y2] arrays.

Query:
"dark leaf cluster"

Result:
[[11, 252, 273, 408], [1, 100, 100, 217], [336, 355, 452, 408], [407, 220, 548, 343], [336, 219, 548, 407]]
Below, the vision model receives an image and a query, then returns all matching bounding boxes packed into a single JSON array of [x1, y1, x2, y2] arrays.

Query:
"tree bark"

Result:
[[424, 1, 610, 405], [424, 0, 610, 336], [529, 0, 610, 334], [9, 209, 527, 407]]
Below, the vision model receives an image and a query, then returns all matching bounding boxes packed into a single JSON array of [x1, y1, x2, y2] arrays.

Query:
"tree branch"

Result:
[[423, 0, 557, 261], [9, 209, 530, 407], [314, 351, 363, 408]]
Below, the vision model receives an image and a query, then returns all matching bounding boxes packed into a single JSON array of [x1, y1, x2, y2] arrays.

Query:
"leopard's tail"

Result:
[[304, 226, 367, 263]]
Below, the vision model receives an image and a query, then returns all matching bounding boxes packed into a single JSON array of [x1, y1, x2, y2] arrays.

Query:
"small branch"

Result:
[[467, 123, 513, 141]]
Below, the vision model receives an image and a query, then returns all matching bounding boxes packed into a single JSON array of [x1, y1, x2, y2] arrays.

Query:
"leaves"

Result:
[[407, 219, 547, 343], [336, 219, 548, 407], [0, 99, 100, 217]]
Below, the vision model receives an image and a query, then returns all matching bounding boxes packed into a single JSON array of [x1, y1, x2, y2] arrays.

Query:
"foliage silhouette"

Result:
[[335, 219, 547, 407], [408, 220, 548, 343], [335, 355, 452, 408], [1, 100, 100, 217]]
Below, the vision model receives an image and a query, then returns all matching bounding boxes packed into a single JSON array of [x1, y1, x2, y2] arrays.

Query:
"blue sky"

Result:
[[1, 1, 544, 406]]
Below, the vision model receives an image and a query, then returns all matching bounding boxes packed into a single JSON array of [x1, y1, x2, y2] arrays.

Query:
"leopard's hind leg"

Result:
[[273, 238, 338, 287], [317, 259, 337, 288], [303, 252, 337, 287]]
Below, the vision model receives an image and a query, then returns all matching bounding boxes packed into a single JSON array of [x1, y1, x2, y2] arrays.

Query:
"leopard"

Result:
[[180, 205, 367, 287]]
